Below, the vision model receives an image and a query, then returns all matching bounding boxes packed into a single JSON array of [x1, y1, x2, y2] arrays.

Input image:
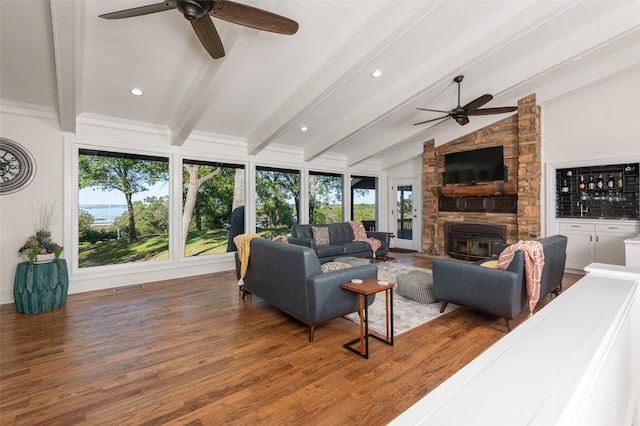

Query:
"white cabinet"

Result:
[[557, 220, 639, 270]]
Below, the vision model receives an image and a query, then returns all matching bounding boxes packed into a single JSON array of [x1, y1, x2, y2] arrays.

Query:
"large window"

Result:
[[309, 171, 343, 224], [78, 149, 169, 268], [351, 175, 378, 230], [182, 159, 245, 256], [75, 144, 379, 272], [255, 166, 299, 237]]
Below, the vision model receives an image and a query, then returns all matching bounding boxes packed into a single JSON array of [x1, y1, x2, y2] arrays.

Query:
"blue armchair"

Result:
[[432, 235, 568, 331]]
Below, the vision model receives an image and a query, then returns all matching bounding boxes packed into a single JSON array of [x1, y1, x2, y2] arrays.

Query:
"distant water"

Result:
[[80, 204, 127, 225]]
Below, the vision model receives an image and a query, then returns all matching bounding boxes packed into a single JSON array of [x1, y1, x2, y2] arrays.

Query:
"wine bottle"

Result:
[[617, 173, 623, 188], [607, 173, 614, 188], [561, 179, 569, 193], [596, 173, 604, 189], [578, 175, 586, 190], [587, 174, 595, 190]]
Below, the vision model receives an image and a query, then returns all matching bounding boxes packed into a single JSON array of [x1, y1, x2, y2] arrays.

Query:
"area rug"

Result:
[[344, 263, 458, 336]]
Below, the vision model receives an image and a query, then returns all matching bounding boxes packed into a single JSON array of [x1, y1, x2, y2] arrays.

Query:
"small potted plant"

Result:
[[17, 204, 63, 266]]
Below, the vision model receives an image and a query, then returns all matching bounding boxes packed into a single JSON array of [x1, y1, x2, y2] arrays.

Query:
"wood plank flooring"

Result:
[[1, 253, 581, 425]]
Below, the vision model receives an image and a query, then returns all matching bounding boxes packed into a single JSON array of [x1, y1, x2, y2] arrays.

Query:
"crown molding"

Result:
[[0, 100, 59, 121]]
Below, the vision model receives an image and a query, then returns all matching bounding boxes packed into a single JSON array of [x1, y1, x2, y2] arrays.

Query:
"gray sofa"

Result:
[[236, 238, 378, 341], [288, 222, 390, 263], [432, 234, 568, 332]]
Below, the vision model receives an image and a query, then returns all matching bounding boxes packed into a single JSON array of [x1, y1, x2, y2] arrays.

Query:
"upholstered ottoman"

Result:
[[396, 270, 438, 304]]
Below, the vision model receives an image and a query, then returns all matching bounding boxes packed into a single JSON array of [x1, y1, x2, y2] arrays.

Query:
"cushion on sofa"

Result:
[[328, 223, 355, 244], [341, 241, 372, 255], [321, 261, 352, 273], [312, 226, 330, 246], [315, 244, 346, 258]]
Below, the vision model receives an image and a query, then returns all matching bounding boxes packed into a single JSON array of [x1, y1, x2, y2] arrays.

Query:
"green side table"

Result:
[[14, 259, 69, 314]]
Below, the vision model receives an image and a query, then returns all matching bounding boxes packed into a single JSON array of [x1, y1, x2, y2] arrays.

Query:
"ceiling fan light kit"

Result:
[[176, 0, 212, 21], [99, 0, 299, 59], [414, 75, 517, 127]]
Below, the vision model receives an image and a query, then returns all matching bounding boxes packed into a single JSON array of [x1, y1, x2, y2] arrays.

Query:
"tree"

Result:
[[79, 154, 168, 242], [136, 196, 169, 235], [232, 168, 245, 211], [309, 174, 342, 224], [78, 210, 94, 237], [182, 164, 221, 254], [255, 169, 299, 228]]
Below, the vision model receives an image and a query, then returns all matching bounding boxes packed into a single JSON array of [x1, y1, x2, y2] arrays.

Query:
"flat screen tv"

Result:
[[444, 146, 504, 185]]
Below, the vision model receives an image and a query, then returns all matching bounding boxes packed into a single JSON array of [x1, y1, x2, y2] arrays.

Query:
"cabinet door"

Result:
[[563, 230, 594, 270], [594, 224, 639, 266]]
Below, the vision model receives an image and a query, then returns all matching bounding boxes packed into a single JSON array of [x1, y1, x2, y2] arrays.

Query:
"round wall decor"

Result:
[[0, 138, 37, 195]]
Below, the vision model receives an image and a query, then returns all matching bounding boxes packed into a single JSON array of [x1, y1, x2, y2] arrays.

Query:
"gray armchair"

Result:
[[432, 235, 568, 332], [236, 238, 378, 341]]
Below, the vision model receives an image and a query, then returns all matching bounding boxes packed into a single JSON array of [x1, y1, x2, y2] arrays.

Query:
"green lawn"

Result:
[[79, 227, 292, 267]]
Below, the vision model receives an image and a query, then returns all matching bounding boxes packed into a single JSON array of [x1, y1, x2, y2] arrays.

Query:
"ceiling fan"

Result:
[[99, 0, 299, 59], [414, 75, 517, 126]]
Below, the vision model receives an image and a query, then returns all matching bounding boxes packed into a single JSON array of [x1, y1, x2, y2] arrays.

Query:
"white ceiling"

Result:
[[1, 0, 639, 170]]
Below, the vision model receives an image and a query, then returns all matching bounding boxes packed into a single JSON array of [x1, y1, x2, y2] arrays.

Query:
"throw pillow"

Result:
[[321, 262, 351, 273], [479, 260, 498, 268], [312, 226, 330, 246]]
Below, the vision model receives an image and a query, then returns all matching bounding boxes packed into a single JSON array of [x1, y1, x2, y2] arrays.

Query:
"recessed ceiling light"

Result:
[[371, 70, 383, 78], [130, 88, 144, 96], [300, 126, 309, 132]]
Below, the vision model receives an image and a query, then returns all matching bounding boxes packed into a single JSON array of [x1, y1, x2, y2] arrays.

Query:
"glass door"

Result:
[[392, 179, 419, 251]]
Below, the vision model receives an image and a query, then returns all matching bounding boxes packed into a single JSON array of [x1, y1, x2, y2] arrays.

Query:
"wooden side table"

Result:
[[14, 259, 69, 314], [341, 278, 394, 359]]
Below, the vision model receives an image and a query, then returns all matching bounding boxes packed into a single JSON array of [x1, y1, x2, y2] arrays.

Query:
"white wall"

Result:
[[1, 110, 64, 303], [391, 264, 640, 426], [541, 66, 640, 234], [542, 66, 639, 163], [0, 109, 387, 304], [3, 68, 639, 304]]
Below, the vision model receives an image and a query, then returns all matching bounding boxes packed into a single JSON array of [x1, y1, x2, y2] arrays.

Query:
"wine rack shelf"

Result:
[[556, 163, 639, 219]]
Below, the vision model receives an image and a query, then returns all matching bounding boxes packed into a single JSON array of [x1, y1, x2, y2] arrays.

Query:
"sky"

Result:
[[80, 183, 376, 205], [79, 181, 169, 205]]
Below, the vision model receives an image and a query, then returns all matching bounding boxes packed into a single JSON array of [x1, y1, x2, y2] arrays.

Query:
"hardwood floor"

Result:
[[1, 253, 581, 425]]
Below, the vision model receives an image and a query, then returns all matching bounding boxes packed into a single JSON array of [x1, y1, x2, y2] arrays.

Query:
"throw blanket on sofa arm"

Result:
[[496, 240, 545, 313], [233, 233, 261, 286], [347, 221, 381, 257]]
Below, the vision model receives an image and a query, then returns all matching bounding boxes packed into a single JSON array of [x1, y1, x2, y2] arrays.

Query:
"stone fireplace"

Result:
[[445, 221, 506, 261], [422, 94, 541, 257]]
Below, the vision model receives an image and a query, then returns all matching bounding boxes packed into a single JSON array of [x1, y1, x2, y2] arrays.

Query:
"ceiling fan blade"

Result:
[[468, 106, 518, 116], [99, 2, 175, 19], [210, 0, 299, 35], [191, 17, 225, 59], [416, 107, 451, 114], [413, 115, 449, 126], [462, 94, 493, 114]]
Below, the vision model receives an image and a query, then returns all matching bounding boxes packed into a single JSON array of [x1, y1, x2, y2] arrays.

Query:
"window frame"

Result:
[[64, 135, 387, 288]]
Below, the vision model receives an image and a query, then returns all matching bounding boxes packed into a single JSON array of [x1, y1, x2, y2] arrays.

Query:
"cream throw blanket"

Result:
[[496, 240, 545, 313], [347, 221, 381, 257], [233, 234, 260, 286]]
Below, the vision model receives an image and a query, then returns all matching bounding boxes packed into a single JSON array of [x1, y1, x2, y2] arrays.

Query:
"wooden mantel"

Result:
[[431, 181, 517, 198]]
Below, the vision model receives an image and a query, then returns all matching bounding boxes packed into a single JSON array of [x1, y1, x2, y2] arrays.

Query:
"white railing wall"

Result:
[[391, 263, 640, 426]]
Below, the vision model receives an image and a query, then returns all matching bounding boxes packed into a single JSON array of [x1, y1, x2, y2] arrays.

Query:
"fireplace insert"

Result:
[[445, 222, 507, 261]]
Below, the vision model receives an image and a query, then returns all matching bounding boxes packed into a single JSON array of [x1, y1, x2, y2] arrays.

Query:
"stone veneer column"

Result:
[[421, 93, 541, 256], [422, 139, 438, 254], [516, 94, 541, 240]]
